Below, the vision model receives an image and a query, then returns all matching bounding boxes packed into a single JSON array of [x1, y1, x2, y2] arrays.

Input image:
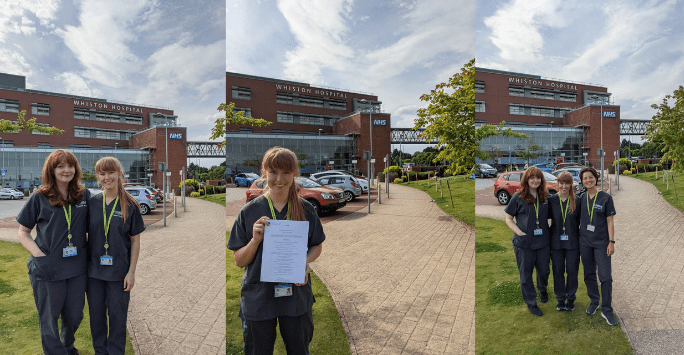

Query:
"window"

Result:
[[95, 112, 119, 123], [75, 128, 90, 138], [559, 93, 576, 102], [475, 81, 485, 93], [277, 112, 294, 123], [507, 173, 522, 182], [530, 90, 554, 100], [509, 106, 525, 115], [329, 100, 346, 110], [37, 142, 51, 147], [74, 109, 89, 120], [299, 97, 324, 108], [233, 107, 251, 118], [32, 123, 50, 135], [0, 99, 19, 113], [125, 114, 143, 125], [531, 108, 554, 117], [232, 86, 251, 100], [300, 115, 325, 125], [31, 103, 50, 116], [239, 128, 253, 133], [509, 86, 524, 97], [276, 93, 293, 104], [475, 101, 486, 113]]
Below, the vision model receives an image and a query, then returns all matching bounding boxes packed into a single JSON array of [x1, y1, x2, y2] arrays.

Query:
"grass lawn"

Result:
[[630, 171, 684, 213], [0, 241, 134, 354], [399, 175, 474, 226], [194, 192, 226, 206], [226, 233, 350, 355], [475, 217, 633, 355]]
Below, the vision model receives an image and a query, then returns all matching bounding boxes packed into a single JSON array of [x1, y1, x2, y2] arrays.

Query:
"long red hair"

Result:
[[519, 167, 547, 204], [95, 157, 141, 224], [39, 149, 85, 207], [260, 147, 305, 221]]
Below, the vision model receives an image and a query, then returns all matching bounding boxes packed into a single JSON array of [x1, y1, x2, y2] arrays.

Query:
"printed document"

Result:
[[260, 220, 309, 283]]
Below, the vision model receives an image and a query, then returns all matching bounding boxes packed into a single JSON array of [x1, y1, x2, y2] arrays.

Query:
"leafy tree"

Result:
[[210, 102, 272, 148], [0, 110, 64, 134], [206, 165, 226, 181], [414, 59, 526, 174], [294, 147, 308, 168], [645, 86, 684, 172], [82, 173, 97, 183], [517, 142, 540, 165]]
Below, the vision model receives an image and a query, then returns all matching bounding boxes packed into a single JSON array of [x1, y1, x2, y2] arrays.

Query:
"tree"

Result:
[[0, 110, 64, 134], [210, 102, 272, 148], [517, 142, 540, 166], [645, 86, 684, 172], [414, 59, 526, 174], [293, 147, 308, 168], [206, 165, 226, 181]]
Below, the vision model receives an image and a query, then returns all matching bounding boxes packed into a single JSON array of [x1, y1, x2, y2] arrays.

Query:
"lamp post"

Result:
[[0, 136, 4, 187], [590, 95, 605, 191], [318, 128, 323, 172], [360, 99, 374, 213], [157, 112, 170, 226]]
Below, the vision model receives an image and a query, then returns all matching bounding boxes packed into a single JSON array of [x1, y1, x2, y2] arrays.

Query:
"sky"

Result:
[[477, 0, 684, 144], [0, 0, 226, 167], [227, 0, 475, 154]]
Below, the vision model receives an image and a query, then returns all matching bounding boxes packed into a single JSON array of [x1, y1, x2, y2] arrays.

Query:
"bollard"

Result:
[[378, 183, 381, 204], [440, 179, 443, 198]]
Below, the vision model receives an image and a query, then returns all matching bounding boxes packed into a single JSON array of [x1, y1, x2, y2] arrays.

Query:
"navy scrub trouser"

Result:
[[29, 272, 87, 355], [513, 245, 550, 306], [242, 311, 314, 355], [580, 244, 613, 314], [551, 248, 580, 302], [86, 278, 130, 355]]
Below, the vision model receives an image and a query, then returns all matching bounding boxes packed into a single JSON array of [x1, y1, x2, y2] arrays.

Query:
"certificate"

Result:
[[260, 219, 309, 283]]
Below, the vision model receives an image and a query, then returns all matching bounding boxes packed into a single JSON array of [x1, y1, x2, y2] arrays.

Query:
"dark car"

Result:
[[475, 163, 498, 178], [234, 173, 260, 187], [245, 177, 346, 216]]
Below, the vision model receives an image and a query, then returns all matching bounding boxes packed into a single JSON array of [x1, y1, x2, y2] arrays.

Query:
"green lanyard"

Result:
[[266, 194, 289, 220], [102, 192, 119, 255], [533, 194, 540, 227], [586, 191, 598, 225], [62, 197, 72, 246], [559, 197, 569, 233]]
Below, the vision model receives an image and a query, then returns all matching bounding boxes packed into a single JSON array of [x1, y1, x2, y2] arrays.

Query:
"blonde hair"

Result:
[[260, 147, 305, 221], [95, 157, 140, 223]]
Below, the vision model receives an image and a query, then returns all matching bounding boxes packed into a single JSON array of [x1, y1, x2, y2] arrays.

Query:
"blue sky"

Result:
[[477, 0, 684, 144], [0, 0, 226, 166], [227, 0, 475, 153]]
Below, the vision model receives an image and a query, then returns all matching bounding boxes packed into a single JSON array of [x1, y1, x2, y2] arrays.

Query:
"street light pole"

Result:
[[318, 128, 323, 172], [590, 95, 605, 191], [360, 99, 373, 213], [0, 136, 3, 187]]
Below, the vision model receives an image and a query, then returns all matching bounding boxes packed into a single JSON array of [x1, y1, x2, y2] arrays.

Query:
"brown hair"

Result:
[[95, 157, 141, 224], [579, 167, 600, 182], [39, 149, 85, 207], [260, 147, 305, 221], [556, 171, 576, 215], [519, 167, 548, 204]]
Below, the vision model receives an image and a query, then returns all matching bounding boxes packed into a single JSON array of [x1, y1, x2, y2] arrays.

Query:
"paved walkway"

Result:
[[315, 184, 475, 354]]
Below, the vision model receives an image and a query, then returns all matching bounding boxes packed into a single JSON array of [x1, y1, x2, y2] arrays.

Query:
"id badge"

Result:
[[100, 255, 113, 266], [560, 234, 569, 241], [63, 246, 77, 257], [534, 228, 543, 236], [274, 284, 293, 297], [587, 224, 595, 232]]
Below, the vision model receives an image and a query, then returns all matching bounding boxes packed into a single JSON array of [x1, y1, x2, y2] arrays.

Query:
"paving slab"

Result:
[[314, 184, 475, 354]]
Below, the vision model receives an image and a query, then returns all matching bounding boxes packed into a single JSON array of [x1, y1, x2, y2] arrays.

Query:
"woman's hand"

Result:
[[123, 272, 135, 291], [295, 264, 310, 287], [607, 243, 614, 257], [252, 216, 270, 243]]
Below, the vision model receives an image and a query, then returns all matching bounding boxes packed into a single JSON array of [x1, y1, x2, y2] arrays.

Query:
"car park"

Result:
[[493, 171, 560, 205], [123, 183, 163, 202], [553, 162, 584, 171], [475, 163, 498, 178], [124, 187, 157, 215], [532, 163, 554, 173], [234, 173, 260, 187], [245, 177, 345, 216], [310, 170, 369, 193], [0, 188, 24, 200], [552, 167, 582, 183], [312, 174, 362, 202]]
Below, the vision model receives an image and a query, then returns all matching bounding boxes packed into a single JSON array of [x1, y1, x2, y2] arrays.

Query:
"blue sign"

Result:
[[372, 119, 387, 126], [169, 133, 183, 139], [602, 111, 616, 118], [0, 169, 5, 175]]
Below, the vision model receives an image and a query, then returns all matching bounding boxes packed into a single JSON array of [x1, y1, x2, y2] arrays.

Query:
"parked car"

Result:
[[493, 171, 560, 205], [553, 162, 584, 171], [0, 188, 24, 200], [310, 170, 369, 193], [552, 167, 582, 183], [124, 187, 157, 215], [234, 173, 260, 187], [475, 163, 498, 178], [313, 175, 362, 202], [533, 163, 554, 173], [124, 183, 163, 202], [245, 177, 346, 216]]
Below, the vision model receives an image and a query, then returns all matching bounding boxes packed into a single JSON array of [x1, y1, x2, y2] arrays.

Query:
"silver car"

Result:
[[124, 187, 157, 215], [310, 170, 369, 193], [0, 188, 24, 200], [314, 174, 362, 202]]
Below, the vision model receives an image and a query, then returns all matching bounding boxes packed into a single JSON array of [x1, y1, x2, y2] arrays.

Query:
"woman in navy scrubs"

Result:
[[504, 167, 551, 316], [548, 171, 581, 311], [17, 149, 90, 355], [87, 157, 145, 354], [228, 147, 324, 355], [578, 167, 617, 326]]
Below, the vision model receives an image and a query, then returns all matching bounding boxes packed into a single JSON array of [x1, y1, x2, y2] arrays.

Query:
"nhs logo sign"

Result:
[[602, 111, 616, 118], [169, 133, 183, 139], [372, 119, 387, 126]]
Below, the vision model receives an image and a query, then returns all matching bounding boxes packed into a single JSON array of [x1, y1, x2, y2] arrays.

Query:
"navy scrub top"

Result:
[[578, 191, 616, 248], [228, 195, 325, 321], [87, 193, 145, 281], [504, 192, 551, 250], [548, 193, 581, 250], [17, 189, 90, 281]]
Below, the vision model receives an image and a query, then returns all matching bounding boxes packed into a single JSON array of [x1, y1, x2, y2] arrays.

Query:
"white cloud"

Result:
[[0, 48, 33, 77], [391, 104, 420, 128], [55, 72, 103, 97], [0, 0, 58, 42]]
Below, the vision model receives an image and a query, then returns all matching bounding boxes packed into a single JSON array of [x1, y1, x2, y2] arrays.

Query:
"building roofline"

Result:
[[475, 67, 606, 88], [226, 71, 376, 96]]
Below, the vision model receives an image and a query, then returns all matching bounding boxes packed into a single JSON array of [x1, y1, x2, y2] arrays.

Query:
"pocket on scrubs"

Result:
[[240, 283, 270, 318], [27, 255, 53, 280]]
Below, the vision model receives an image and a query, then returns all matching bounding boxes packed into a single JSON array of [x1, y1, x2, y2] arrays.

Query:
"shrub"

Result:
[[384, 166, 403, 175], [630, 168, 636, 174], [623, 170, 632, 175], [190, 192, 200, 197], [377, 173, 385, 183], [182, 179, 200, 190], [406, 171, 418, 180], [184, 186, 195, 195], [402, 176, 408, 182], [388, 172, 399, 182], [393, 178, 403, 184], [216, 185, 226, 193], [198, 189, 205, 196]]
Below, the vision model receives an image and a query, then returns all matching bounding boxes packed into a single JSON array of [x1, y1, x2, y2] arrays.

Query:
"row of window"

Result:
[[74, 108, 143, 125], [232, 87, 252, 100], [0, 99, 20, 113], [509, 86, 577, 102], [74, 126, 133, 140], [276, 112, 334, 126], [508, 104, 570, 117], [277, 92, 347, 110]]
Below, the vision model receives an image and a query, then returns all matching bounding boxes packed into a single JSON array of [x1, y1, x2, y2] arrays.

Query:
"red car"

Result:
[[246, 177, 346, 216], [493, 171, 560, 205]]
